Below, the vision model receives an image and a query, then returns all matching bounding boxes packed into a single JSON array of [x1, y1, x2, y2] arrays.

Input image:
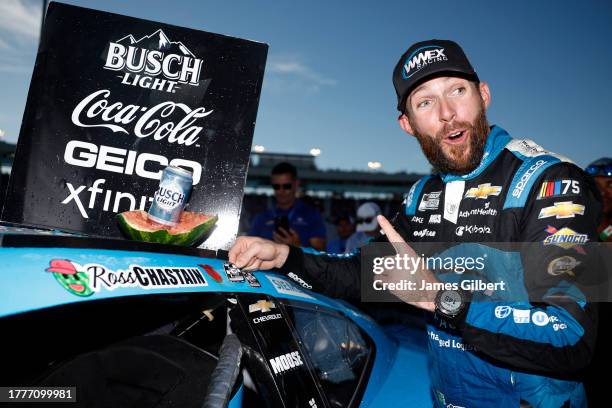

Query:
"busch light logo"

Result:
[[104, 29, 204, 93], [403, 46, 447, 79], [154, 183, 185, 210]]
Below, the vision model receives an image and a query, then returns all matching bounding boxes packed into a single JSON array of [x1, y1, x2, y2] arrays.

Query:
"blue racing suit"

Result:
[[278, 126, 601, 407]]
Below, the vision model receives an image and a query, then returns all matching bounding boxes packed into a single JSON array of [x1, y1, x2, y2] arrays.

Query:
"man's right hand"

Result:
[[228, 236, 290, 271]]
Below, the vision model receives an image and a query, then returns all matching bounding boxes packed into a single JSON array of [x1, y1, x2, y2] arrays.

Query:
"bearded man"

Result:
[[230, 40, 601, 407]]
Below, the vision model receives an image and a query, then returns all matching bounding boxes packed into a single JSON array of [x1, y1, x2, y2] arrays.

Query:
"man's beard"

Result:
[[410, 107, 490, 175]]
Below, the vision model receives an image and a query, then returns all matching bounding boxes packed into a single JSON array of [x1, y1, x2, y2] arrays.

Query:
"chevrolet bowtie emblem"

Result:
[[464, 183, 502, 199], [538, 201, 585, 219], [249, 300, 276, 313]]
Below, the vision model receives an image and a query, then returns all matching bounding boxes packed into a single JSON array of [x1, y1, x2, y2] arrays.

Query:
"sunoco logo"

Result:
[[104, 29, 204, 93], [403, 46, 447, 79]]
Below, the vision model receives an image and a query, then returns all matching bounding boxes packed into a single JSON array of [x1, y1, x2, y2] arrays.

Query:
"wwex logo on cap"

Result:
[[392, 39, 479, 112]]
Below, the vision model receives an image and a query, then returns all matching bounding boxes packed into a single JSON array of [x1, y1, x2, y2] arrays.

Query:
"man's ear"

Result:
[[398, 113, 415, 136], [479, 82, 491, 109]]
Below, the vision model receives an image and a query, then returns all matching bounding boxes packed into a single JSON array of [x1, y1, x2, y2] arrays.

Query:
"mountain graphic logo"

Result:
[[104, 28, 204, 87], [116, 29, 196, 58]]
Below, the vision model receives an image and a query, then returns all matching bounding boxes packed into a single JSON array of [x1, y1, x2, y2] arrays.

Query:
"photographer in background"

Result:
[[249, 162, 326, 251]]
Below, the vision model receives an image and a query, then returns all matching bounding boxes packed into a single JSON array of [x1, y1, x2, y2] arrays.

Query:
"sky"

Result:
[[0, 0, 610, 174]]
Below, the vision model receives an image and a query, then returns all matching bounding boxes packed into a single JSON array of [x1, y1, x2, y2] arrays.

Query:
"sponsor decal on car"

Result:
[[243, 271, 261, 287], [543, 226, 588, 253], [464, 183, 502, 200], [46, 259, 94, 297], [223, 262, 245, 282], [249, 300, 282, 324], [249, 299, 276, 313], [266, 275, 314, 299], [537, 179, 580, 199], [199, 264, 223, 283], [538, 201, 585, 219], [269, 351, 304, 375], [46, 259, 208, 296], [287, 272, 312, 289]]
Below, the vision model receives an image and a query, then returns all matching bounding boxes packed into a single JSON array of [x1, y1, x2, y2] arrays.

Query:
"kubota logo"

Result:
[[402, 46, 447, 79]]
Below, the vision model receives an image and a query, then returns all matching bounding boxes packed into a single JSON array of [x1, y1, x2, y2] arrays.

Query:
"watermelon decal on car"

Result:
[[117, 210, 218, 246], [46, 259, 94, 297]]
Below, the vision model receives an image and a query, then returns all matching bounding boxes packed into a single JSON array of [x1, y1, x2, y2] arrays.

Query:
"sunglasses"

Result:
[[272, 183, 293, 190], [586, 164, 612, 177], [357, 216, 374, 224]]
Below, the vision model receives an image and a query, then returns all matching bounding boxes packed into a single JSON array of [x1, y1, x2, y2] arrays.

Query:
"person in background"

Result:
[[585, 157, 612, 241], [345, 202, 381, 253], [582, 157, 612, 405], [326, 215, 355, 253], [248, 162, 326, 250]]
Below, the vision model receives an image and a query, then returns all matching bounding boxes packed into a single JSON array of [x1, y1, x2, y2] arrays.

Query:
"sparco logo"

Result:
[[104, 29, 203, 93], [269, 351, 304, 375], [287, 272, 312, 289], [403, 46, 447, 79], [512, 159, 546, 198]]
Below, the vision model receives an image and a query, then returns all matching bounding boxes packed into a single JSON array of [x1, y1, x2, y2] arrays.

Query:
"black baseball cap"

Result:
[[393, 39, 479, 112]]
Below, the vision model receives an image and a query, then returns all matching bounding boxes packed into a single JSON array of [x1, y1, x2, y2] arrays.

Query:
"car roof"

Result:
[[0, 227, 347, 318]]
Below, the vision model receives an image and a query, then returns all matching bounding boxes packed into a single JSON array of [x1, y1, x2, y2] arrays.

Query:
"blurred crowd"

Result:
[[239, 162, 402, 253]]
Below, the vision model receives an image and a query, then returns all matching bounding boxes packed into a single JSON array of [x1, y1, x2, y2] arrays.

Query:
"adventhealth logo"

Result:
[[403, 46, 447, 79]]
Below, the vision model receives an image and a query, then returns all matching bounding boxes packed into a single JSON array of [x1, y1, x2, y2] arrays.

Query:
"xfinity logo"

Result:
[[269, 351, 304, 375], [512, 159, 547, 198], [403, 46, 447, 79]]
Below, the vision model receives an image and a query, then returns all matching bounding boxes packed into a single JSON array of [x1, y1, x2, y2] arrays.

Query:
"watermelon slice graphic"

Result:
[[117, 210, 218, 246]]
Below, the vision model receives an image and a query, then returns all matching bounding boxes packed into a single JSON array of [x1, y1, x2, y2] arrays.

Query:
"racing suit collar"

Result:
[[440, 125, 511, 183]]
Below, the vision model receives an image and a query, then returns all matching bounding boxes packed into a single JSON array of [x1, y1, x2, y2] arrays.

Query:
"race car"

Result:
[[0, 226, 432, 407]]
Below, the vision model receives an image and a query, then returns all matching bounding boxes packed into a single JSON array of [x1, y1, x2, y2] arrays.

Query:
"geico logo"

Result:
[[269, 351, 303, 375], [512, 160, 546, 198], [64, 140, 201, 184], [105, 43, 203, 85], [253, 314, 282, 324]]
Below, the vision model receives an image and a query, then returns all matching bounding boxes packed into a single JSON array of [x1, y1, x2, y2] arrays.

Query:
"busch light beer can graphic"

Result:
[[148, 166, 193, 226]]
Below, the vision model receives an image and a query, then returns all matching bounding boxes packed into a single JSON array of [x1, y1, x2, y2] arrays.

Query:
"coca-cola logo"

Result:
[[71, 89, 213, 146], [104, 29, 204, 93]]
